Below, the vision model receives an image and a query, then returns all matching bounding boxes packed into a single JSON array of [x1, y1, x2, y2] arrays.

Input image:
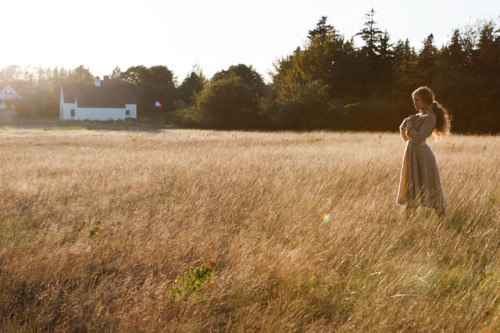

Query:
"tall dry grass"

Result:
[[0, 127, 499, 332]]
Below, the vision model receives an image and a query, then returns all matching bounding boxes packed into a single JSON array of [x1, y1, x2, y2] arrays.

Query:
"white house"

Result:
[[60, 77, 137, 121], [0, 85, 22, 110]]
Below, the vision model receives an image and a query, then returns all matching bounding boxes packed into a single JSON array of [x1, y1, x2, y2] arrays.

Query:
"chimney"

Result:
[[94, 76, 101, 87]]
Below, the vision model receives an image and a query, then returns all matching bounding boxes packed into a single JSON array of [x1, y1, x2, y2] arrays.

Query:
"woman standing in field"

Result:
[[397, 86, 451, 217]]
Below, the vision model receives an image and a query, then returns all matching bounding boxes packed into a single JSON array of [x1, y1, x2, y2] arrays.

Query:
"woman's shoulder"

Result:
[[422, 111, 436, 121], [420, 112, 437, 128]]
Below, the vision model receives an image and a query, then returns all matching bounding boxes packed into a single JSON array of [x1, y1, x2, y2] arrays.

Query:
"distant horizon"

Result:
[[1, 0, 499, 82]]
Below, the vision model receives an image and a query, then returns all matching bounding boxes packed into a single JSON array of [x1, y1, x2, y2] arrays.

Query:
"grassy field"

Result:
[[0, 126, 499, 332]]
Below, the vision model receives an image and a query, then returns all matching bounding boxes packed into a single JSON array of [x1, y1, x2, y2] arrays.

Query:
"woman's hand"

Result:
[[407, 114, 420, 122]]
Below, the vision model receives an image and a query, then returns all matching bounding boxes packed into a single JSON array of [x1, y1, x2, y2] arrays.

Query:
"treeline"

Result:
[[1, 9, 499, 133], [262, 11, 500, 133]]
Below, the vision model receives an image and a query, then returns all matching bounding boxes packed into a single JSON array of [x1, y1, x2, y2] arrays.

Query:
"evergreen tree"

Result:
[[445, 29, 464, 70], [356, 8, 383, 61], [392, 39, 418, 102], [308, 16, 334, 41], [477, 21, 499, 76], [416, 34, 439, 84], [177, 67, 206, 107], [354, 9, 388, 97]]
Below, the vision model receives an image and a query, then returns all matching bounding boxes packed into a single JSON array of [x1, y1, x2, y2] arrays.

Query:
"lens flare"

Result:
[[322, 213, 332, 224], [154, 101, 163, 108]]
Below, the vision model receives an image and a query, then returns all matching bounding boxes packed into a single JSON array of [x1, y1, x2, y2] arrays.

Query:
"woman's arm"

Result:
[[406, 115, 436, 143], [399, 119, 408, 141]]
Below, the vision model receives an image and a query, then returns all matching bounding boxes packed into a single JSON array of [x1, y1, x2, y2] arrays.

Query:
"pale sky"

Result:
[[1, 0, 498, 82]]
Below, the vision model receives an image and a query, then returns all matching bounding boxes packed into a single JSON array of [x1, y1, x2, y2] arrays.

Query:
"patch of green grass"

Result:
[[170, 263, 215, 302], [0, 217, 39, 246]]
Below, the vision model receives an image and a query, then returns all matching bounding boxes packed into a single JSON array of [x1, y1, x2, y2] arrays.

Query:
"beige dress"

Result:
[[397, 111, 447, 208]]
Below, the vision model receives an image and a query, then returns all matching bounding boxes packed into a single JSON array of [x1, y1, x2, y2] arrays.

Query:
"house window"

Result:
[[71, 109, 75, 117], [125, 110, 130, 116]]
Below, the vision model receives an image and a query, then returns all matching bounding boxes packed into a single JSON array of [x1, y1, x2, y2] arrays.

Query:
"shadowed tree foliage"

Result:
[[170, 64, 265, 129], [196, 75, 258, 129], [149, 65, 177, 112], [0, 65, 22, 84], [1, 65, 90, 116], [270, 13, 500, 133], [269, 16, 359, 129], [122, 66, 152, 118], [212, 64, 266, 98], [356, 8, 383, 61], [273, 17, 355, 98], [122, 65, 177, 118], [392, 39, 418, 94], [109, 67, 123, 81], [66, 65, 94, 85], [308, 16, 334, 40], [272, 80, 331, 130], [415, 34, 439, 84], [354, 9, 395, 98], [176, 67, 207, 109]]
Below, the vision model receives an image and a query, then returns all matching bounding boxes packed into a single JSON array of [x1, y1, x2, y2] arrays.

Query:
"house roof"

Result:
[[61, 84, 136, 108], [0, 85, 22, 100]]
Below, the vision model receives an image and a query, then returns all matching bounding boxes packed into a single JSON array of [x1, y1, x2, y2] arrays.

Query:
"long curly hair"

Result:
[[412, 86, 451, 137]]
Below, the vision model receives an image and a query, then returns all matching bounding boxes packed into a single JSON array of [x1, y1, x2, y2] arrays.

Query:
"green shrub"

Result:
[[272, 80, 330, 130], [197, 75, 259, 129]]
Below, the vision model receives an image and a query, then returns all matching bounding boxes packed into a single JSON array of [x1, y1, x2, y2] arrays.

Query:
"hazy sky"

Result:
[[1, 0, 498, 82]]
